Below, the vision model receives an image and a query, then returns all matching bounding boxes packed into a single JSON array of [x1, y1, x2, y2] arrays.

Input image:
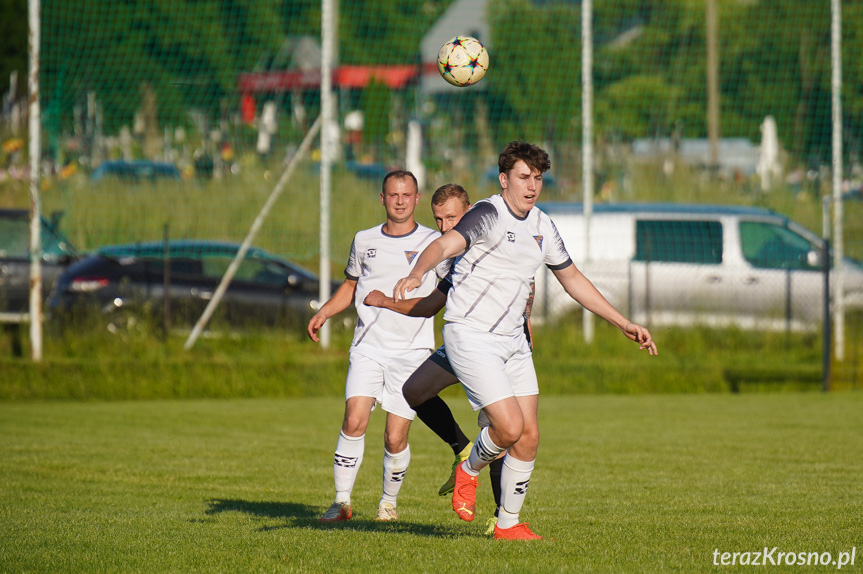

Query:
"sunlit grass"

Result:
[[1, 394, 860, 572]]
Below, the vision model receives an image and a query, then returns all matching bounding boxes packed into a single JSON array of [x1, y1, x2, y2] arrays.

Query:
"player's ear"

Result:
[[499, 172, 507, 189], [380, 193, 385, 206]]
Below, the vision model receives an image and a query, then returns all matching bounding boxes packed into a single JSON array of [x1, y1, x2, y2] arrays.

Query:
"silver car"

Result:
[[535, 203, 863, 331]]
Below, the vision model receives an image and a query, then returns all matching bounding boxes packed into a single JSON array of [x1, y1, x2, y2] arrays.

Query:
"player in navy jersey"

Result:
[[308, 170, 448, 523], [394, 141, 658, 540], [364, 183, 535, 535]]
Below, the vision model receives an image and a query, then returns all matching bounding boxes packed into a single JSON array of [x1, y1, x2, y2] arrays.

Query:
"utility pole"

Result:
[[706, 0, 719, 171], [831, 0, 845, 361], [582, 0, 594, 343], [319, 0, 335, 348]]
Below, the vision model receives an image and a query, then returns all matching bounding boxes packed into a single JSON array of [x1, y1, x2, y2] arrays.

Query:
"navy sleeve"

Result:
[[546, 259, 573, 271], [453, 201, 498, 250]]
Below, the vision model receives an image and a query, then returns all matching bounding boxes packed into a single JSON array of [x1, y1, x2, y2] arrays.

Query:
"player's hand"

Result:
[[307, 312, 327, 343], [622, 322, 658, 356], [363, 290, 389, 308], [393, 276, 421, 301]]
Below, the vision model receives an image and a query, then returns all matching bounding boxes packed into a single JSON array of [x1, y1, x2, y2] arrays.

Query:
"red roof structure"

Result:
[[239, 65, 421, 94]]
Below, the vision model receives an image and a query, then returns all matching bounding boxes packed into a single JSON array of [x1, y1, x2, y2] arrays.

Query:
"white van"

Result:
[[535, 203, 863, 331]]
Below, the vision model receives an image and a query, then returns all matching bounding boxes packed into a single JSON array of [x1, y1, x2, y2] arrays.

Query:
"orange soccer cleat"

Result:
[[451, 463, 479, 522], [493, 522, 543, 540]]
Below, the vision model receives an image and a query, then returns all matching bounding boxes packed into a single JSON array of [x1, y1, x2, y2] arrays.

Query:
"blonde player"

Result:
[[308, 170, 448, 523]]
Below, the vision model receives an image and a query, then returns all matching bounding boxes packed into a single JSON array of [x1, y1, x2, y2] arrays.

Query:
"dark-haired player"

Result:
[[394, 141, 657, 539], [365, 182, 535, 535]]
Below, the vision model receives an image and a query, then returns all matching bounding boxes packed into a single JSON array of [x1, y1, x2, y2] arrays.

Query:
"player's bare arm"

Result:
[[364, 288, 446, 318], [552, 265, 657, 355], [307, 279, 358, 343], [393, 231, 466, 301]]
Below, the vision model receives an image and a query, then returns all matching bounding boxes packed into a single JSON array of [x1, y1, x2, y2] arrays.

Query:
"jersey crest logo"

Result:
[[533, 235, 544, 249], [366, 248, 377, 258], [404, 251, 419, 264], [506, 231, 516, 243]]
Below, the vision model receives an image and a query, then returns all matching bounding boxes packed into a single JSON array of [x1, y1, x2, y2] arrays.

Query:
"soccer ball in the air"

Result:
[[437, 35, 489, 87]]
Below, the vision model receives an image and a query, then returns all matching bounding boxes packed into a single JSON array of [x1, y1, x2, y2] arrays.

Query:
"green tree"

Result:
[[40, 0, 283, 132], [339, 0, 453, 65], [490, 0, 582, 144], [597, 75, 681, 139], [0, 0, 26, 99]]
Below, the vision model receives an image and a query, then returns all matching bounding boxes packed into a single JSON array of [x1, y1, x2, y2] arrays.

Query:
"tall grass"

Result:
[[1, 313, 857, 401], [6, 156, 860, 265]]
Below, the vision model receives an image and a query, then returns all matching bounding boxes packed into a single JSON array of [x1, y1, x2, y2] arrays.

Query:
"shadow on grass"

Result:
[[205, 498, 476, 538]]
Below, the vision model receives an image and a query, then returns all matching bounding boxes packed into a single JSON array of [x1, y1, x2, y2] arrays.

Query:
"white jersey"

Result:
[[345, 222, 445, 352], [444, 194, 572, 335]]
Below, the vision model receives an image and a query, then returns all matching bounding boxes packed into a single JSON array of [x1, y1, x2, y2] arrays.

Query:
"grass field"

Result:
[[2, 394, 861, 572]]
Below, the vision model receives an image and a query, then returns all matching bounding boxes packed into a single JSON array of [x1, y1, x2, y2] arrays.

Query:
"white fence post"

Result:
[[28, 0, 43, 362]]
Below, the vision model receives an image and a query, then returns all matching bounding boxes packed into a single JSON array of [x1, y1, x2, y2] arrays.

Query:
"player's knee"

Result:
[[384, 429, 408, 453], [491, 421, 523, 449], [341, 413, 367, 436], [518, 424, 540, 451]]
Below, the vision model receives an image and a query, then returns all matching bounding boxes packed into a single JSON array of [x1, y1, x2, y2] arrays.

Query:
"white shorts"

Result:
[[442, 322, 538, 411], [345, 347, 431, 421]]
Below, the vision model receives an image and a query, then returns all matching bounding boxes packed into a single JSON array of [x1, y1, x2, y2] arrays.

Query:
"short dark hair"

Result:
[[498, 140, 551, 174], [382, 170, 418, 194], [431, 183, 470, 208]]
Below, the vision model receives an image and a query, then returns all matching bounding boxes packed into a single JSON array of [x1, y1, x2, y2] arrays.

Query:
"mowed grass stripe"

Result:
[[1, 394, 861, 572]]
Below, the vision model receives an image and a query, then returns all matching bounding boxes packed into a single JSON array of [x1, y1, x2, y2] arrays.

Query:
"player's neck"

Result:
[[500, 191, 530, 219], [382, 219, 417, 237]]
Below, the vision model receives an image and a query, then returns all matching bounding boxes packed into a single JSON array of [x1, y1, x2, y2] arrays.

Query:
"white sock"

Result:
[[465, 427, 506, 476], [380, 445, 410, 506], [497, 455, 535, 529], [333, 431, 364, 504]]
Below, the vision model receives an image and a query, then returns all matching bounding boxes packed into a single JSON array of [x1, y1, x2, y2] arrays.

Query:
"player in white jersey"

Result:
[[364, 183, 535, 535], [394, 141, 658, 540], [308, 170, 446, 523]]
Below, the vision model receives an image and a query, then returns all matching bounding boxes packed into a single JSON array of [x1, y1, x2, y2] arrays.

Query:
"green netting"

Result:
[[7, 1, 859, 254], [0, 0, 861, 381]]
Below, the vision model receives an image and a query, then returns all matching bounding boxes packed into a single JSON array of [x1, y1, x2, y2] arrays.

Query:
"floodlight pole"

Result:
[[581, 0, 594, 343], [706, 0, 720, 171], [28, 0, 43, 361], [830, 0, 845, 361], [319, 0, 335, 349]]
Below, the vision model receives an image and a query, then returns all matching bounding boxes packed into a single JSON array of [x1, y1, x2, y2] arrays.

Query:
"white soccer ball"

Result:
[[437, 35, 489, 87]]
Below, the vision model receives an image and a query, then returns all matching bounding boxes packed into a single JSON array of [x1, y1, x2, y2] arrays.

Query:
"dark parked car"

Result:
[[0, 209, 78, 314], [49, 240, 334, 333]]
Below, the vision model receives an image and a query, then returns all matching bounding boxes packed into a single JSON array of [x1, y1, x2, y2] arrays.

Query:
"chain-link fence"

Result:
[[0, 0, 860, 382]]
